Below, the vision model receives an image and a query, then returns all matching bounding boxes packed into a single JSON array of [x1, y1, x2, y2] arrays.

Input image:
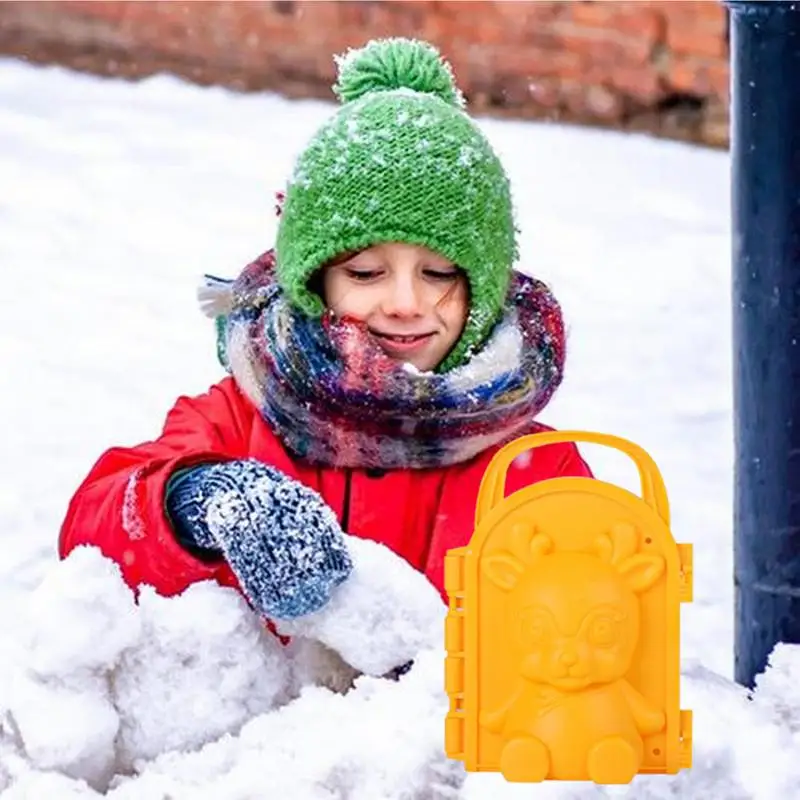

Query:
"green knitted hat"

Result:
[[274, 37, 518, 371]]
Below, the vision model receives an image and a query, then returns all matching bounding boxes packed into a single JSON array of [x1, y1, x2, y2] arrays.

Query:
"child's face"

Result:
[[322, 242, 469, 372]]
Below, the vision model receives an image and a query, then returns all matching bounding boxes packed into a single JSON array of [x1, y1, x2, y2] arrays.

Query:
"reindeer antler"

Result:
[[594, 522, 639, 565], [482, 523, 553, 591], [508, 522, 553, 565]]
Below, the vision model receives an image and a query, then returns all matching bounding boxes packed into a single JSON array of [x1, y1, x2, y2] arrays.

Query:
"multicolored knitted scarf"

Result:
[[199, 250, 566, 470]]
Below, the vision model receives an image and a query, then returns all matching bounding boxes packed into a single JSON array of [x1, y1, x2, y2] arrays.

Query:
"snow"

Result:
[[0, 55, 797, 798], [1, 546, 459, 798], [274, 533, 446, 677]]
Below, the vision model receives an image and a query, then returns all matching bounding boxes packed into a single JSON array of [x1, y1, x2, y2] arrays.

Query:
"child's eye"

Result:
[[345, 268, 382, 281], [424, 269, 459, 281]]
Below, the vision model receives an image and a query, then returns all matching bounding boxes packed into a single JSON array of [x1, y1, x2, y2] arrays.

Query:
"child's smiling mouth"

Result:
[[369, 329, 435, 355]]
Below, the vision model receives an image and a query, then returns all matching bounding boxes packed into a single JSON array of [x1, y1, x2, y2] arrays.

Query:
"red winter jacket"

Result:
[[59, 377, 592, 602]]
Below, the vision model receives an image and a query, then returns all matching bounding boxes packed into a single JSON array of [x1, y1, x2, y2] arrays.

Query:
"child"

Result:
[[59, 38, 592, 669]]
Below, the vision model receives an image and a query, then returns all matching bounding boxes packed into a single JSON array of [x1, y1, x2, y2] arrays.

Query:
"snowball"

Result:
[[275, 535, 446, 676], [112, 581, 290, 770], [23, 545, 140, 679], [6, 674, 118, 789]]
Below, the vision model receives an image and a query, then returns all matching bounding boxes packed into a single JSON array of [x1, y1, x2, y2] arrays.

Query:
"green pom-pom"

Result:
[[333, 38, 464, 108]]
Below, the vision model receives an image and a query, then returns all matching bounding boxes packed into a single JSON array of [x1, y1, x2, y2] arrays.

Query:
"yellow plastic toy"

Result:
[[444, 431, 692, 784]]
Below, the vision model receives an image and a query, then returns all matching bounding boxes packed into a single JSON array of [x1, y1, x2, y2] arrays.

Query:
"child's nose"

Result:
[[384, 278, 423, 317]]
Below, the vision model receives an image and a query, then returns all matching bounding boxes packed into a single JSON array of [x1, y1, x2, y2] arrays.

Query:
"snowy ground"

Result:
[[1, 57, 798, 798]]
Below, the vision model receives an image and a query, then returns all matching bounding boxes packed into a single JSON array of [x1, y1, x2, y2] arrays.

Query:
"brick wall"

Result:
[[0, 0, 730, 147]]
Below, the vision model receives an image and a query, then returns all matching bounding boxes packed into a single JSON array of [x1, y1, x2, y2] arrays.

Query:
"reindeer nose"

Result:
[[559, 651, 578, 667]]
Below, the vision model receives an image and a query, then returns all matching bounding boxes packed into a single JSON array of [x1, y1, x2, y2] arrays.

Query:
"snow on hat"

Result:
[[274, 37, 519, 371]]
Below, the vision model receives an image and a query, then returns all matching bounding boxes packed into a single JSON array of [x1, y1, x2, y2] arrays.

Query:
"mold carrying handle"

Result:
[[475, 431, 670, 527]]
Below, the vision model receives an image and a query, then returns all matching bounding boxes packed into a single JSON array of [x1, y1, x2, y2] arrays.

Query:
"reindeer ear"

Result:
[[617, 554, 665, 593], [482, 554, 525, 591]]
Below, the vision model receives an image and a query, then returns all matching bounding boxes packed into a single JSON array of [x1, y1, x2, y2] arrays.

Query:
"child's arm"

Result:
[[58, 378, 252, 596], [555, 441, 594, 478], [58, 377, 351, 616]]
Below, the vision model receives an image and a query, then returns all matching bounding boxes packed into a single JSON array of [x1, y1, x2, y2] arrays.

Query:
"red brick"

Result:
[[610, 65, 665, 104], [585, 83, 625, 119], [58, 1, 130, 23], [492, 1, 570, 24], [668, 57, 729, 100], [569, 3, 665, 41], [496, 45, 587, 81], [568, 1, 620, 27], [0, 0, 732, 147], [660, 0, 727, 31], [667, 24, 729, 59], [526, 77, 562, 107], [706, 60, 731, 99], [561, 30, 646, 68], [429, 15, 510, 47]]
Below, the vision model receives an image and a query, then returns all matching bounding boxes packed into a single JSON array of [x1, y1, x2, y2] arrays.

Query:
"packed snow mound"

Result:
[[0, 543, 458, 798], [274, 527, 447, 676], [4, 549, 800, 799]]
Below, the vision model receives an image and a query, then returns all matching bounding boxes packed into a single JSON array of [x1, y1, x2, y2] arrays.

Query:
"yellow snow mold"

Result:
[[444, 431, 692, 784]]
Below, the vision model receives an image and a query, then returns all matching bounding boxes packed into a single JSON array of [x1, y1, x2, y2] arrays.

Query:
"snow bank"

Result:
[[0, 542, 458, 798], [2, 546, 800, 799]]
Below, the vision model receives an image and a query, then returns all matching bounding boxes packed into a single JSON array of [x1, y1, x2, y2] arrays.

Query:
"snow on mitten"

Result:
[[166, 460, 353, 620], [275, 535, 447, 677]]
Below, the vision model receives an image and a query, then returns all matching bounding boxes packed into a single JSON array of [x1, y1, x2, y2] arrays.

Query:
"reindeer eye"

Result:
[[587, 614, 619, 647], [519, 607, 551, 646]]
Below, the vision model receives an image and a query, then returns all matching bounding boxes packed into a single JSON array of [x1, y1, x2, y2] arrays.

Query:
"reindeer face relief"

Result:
[[484, 525, 664, 690], [514, 552, 639, 690]]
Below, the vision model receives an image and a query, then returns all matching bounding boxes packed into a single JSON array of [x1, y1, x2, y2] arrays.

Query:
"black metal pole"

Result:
[[729, 1, 800, 688]]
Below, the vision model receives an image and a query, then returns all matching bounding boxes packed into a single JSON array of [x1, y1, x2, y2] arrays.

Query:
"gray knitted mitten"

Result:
[[166, 460, 353, 620]]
